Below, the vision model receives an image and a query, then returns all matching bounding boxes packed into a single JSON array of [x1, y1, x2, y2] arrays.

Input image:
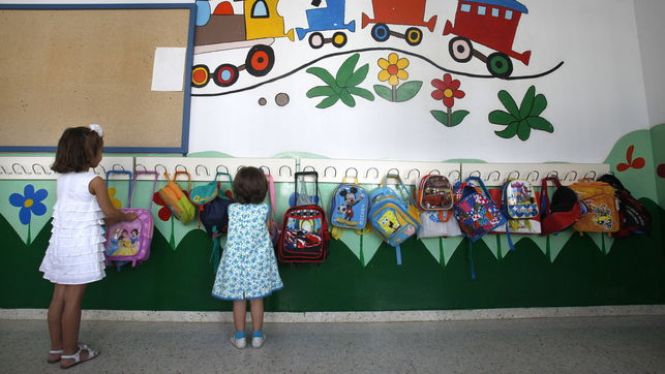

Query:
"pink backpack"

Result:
[[104, 170, 157, 268]]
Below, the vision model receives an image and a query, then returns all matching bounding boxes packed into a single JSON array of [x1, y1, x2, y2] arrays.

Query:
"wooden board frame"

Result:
[[0, 3, 196, 154]]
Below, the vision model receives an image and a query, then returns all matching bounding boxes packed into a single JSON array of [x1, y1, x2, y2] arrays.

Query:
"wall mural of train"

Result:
[[191, 0, 535, 88]]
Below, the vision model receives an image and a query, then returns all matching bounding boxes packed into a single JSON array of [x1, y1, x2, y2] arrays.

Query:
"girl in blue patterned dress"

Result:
[[211, 166, 283, 349]]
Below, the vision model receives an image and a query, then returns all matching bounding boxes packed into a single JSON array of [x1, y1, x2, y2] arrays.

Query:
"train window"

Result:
[[477, 6, 486, 16], [460, 3, 471, 13], [505, 10, 513, 20], [251, 0, 269, 18], [492, 8, 500, 17]]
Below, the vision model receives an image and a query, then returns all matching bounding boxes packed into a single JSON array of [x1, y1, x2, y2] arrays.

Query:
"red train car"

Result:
[[443, 0, 531, 78], [362, 0, 437, 46]]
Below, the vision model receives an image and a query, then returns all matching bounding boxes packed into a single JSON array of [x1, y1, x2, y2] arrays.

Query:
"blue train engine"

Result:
[[294, 0, 356, 49]]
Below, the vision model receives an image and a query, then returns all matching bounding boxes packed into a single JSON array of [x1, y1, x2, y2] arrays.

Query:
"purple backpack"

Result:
[[104, 170, 157, 268]]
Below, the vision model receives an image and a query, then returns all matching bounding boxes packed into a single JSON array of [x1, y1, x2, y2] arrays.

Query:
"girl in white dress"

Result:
[[40, 124, 136, 369]]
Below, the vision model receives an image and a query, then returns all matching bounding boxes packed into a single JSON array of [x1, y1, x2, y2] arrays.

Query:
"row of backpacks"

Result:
[[101, 168, 652, 272], [279, 170, 652, 268]]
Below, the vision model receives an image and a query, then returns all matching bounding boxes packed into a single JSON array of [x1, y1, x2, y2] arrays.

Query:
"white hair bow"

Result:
[[89, 123, 104, 137]]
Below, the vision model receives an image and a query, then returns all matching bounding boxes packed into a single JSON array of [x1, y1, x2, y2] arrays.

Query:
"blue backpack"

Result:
[[330, 177, 369, 230], [368, 174, 420, 265]]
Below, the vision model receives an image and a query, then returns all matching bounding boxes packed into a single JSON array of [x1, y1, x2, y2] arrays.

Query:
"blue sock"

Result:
[[234, 331, 246, 339], [252, 330, 263, 338]]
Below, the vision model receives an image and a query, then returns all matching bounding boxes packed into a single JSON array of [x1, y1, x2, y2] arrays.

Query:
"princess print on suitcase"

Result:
[[211, 167, 283, 349]]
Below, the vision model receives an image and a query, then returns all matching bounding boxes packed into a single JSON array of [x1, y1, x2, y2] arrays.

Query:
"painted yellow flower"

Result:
[[108, 187, 122, 209], [377, 53, 409, 87]]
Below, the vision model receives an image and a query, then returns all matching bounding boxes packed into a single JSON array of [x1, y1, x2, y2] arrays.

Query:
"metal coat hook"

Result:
[[563, 170, 578, 182], [12, 163, 31, 175], [154, 164, 168, 175], [448, 169, 461, 180], [584, 170, 598, 179], [506, 170, 520, 180], [94, 165, 107, 175], [0, 165, 11, 175], [259, 165, 271, 175], [427, 169, 441, 175], [279, 165, 293, 177], [175, 164, 188, 173], [344, 167, 359, 178], [135, 164, 148, 172], [216, 165, 230, 174], [469, 170, 481, 178], [365, 167, 379, 179], [324, 166, 337, 178], [526, 170, 540, 183], [487, 170, 501, 182], [407, 168, 420, 180], [195, 164, 210, 177], [386, 168, 400, 176], [546, 170, 559, 178], [111, 163, 125, 171], [32, 164, 52, 175], [302, 165, 316, 172]]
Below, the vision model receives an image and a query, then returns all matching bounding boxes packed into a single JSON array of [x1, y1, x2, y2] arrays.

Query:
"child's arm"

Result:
[[89, 176, 137, 225]]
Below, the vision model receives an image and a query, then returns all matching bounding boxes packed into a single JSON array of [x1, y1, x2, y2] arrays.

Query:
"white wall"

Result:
[[634, 0, 665, 127], [188, 0, 650, 163]]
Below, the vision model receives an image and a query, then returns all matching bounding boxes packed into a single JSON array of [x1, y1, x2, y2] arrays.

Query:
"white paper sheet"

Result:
[[151, 47, 186, 92]]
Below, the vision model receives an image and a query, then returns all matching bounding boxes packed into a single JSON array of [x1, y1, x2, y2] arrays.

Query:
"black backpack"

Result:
[[597, 174, 651, 238]]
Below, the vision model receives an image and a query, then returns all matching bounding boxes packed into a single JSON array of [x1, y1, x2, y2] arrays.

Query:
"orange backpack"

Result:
[[569, 180, 620, 233]]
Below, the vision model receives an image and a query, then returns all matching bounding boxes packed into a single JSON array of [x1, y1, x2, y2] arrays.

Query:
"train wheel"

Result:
[[486, 52, 513, 78], [405, 27, 423, 46], [449, 37, 473, 63], [308, 32, 324, 49], [371, 24, 390, 42], [245, 45, 275, 77], [191, 64, 210, 88], [331, 32, 347, 48], [212, 64, 239, 87]]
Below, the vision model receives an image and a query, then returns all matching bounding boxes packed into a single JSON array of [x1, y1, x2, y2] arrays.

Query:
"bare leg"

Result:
[[47, 284, 66, 361], [232, 300, 247, 333], [249, 298, 264, 333], [60, 284, 88, 368]]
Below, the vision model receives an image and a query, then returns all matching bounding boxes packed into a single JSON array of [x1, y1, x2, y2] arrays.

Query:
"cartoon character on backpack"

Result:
[[337, 186, 364, 223], [378, 210, 402, 235]]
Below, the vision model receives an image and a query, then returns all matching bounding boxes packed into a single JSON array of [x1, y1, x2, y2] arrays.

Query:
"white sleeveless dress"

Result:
[[39, 171, 106, 285]]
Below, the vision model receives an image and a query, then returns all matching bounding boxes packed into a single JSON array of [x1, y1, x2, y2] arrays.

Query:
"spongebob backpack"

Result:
[[368, 174, 420, 265], [569, 179, 620, 233]]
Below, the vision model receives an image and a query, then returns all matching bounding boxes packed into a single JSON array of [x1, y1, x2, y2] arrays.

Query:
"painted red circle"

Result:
[[657, 164, 665, 178], [250, 51, 270, 71]]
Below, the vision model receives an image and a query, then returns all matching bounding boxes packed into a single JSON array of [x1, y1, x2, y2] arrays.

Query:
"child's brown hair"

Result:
[[233, 167, 268, 204], [51, 126, 104, 173]]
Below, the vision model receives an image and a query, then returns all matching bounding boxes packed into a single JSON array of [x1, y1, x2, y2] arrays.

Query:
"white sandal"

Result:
[[60, 344, 100, 369], [47, 349, 63, 364]]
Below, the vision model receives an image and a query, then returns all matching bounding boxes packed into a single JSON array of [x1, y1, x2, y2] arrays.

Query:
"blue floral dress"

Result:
[[212, 203, 283, 300]]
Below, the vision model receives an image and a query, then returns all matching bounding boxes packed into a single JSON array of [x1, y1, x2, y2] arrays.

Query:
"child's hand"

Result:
[[124, 212, 138, 222]]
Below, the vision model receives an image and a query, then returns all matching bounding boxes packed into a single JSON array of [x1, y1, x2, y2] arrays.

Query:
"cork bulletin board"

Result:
[[0, 4, 196, 153]]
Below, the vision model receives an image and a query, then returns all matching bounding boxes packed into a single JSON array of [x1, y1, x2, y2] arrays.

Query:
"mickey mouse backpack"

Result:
[[330, 176, 369, 231], [104, 170, 157, 268]]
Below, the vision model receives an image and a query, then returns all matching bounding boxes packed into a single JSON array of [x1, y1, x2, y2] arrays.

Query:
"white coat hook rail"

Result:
[[0, 156, 131, 180], [134, 157, 296, 182], [299, 159, 461, 185], [460, 163, 610, 187]]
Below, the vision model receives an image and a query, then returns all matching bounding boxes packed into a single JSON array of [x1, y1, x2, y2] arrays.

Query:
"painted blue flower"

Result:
[[9, 184, 48, 225]]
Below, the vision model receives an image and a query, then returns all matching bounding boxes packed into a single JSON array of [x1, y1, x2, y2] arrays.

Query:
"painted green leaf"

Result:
[[347, 86, 375, 101], [374, 85, 393, 101], [335, 53, 359, 87], [316, 95, 339, 109], [306, 86, 335, 98], [450, 110, 470, 127], [395, 81, 423, 102], [431, 110, 449, 126], [346, 64, 370, 87], [498, 90, 520, 117], [527, 117, 555, 133], [307, 67, 336, 87], [338, 89, 357, 107], [517, 120, 531, 140], [531, 94, 548, 117], [489, 110, 516, 125], [495, 122, 518, 138], [519, 86, 536, 118]]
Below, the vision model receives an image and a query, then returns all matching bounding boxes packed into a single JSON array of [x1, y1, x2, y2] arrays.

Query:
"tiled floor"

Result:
[[1, 315, 664, 373]]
